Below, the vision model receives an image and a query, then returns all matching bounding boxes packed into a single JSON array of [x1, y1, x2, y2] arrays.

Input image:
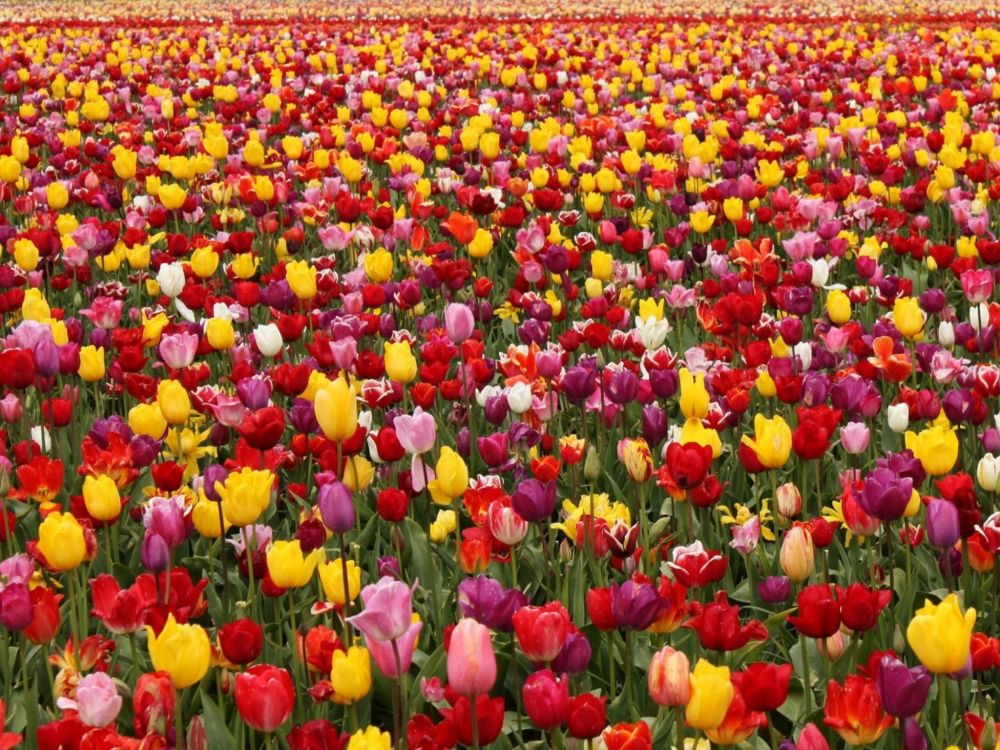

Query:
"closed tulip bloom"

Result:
[[977, 454, 1000, 492], [330, 646, 372, 705], [81, 473, 121, 522], [318, 481, 356, 533], [926, 499, 961, 549], [679, 368, 710, 419], [393, 408, 437, 455], [617, 438, 653, 482], [741, 414, 792, 469], [447, 618, 496, 697], [647, 646, 691, 706], [286, 260, 317, 300], [215, 468, 273, 527], [234, 664, 295, 732], [780, 525, 814, 582], [253, 323, 283, 357], [686, 659, 734, 730], [205, 317, 236, 350], [318, 559, 362, 605], [156, 380, 191, 425], [522, 669, 569, 730], [37, 511, 87, 572], [267, 540, 321, 589], [892, 296, 925, 339], [315, 377, 358, 443], [128, 403, 168, 439], [384, 340, 418, 384], [158, 183, 187, 210], [218, 618, 264, 665], [906, 593, 976, 674], [427, 447, 469, 505], [513, 602, 571, 663], [839, 423, 870, 454], [147, 614, 211, 688], [444, 303, 476, 342], [78, 346, 106, 382]]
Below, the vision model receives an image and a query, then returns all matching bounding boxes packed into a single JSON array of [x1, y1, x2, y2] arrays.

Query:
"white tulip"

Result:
[[887, 402, 910, 434], [977, 453, 1000, 492], [253, 323, 283, 357], [156, 262, 186, 298]]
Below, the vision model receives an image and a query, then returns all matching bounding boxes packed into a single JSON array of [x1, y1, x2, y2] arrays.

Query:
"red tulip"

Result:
[[234, 664, 295, 733], [219, 618, 264, 665], [603, 721, 652, 750], [24, 586, 62, 644], [512, 602, 571, 662], [837, 583, 892, 633], [567, 694, 606, 739], [788, 584, 841, 638], [731, 662, 793, 712], [522, 669, 569, 730]]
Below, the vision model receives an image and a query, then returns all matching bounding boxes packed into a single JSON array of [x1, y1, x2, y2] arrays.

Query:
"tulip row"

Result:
[[2, 4, 1000, 750]]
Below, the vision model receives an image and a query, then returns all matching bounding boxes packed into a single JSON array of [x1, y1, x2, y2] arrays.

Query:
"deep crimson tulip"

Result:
[[240, 406, 286, 450], [439, 693, 505, 746], [406, 714, 458, 750], [567, 693, 607, 739], [522, 669, 569, 730], [935, 473, 982, 538], [0, 349, 36, 389], [838, 583, 892, 633], [788, 584, 841, 638], [512, 602, 571, 662], [37, 716, 87, 750], [219, 618, 264, 665], [970, 633, 1000, 672], [235, 664, 295, 732], [132, 671, 175, 738], [684, 592, 768, 652], [376, 488, 410, 523], [285, 719, 350, 750], [731, 662, 793, 712]]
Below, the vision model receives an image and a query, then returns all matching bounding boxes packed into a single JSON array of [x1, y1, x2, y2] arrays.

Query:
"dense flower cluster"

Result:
[[1, 3, 1000, 749]]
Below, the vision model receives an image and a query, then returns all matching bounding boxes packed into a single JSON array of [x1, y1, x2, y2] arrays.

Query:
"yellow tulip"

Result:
[[679, 368, 710, 420], [319, 559, 362, 605], [157, 380, 191, 425], [215, 467, 274, 526], [191, 498, 229, 538], [190, 246, 220, 279], [266, 540, 321, 589], [384, 341, 417, 384], [826, 290, 851, 324], [286, 260, 317, 300], [904, 416, 959, 476], [686, 659, 734, 730], [315, 378, 358, 442], [78, 346, 106, 383], [740, 414, 792, 469], [331, 646, 372, 705], [128, 403, 168, 439], [364, 248, 393, 283], [345, 727, 391, 750], [205, 318, 235, 350], [158, 183, 188, 211], [590, 250, 613, 281], [427, 447, 469, 505], [893, 296, 925, 340], [147, 614, 211, 688], [690, 210, 715, 234], [906, 593, 976, 674], [46, 182, 69, 210], [12, 239, 39, 272], [37, 511, 87, 572], [82, 474, 121, 522]]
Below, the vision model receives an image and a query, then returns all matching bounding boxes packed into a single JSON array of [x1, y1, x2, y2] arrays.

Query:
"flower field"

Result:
[[3, 1, 1000, 748]]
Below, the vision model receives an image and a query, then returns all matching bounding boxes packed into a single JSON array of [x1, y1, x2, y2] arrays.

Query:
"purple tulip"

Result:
[[236, 377, 272, 410], [551, 631, 591, 674], [902, 717, 928, 750], [142, 497, 187, 548], [317, 481, 355, 533], [140, 533, 170, 573], [926, 499, 961, 549], [561, 365, 597, 403], [641, 404, 668, 447], [458, 575, 527, 632], [511, 479, 557, 523], [757, 576, 793, 604], [610, 580, 665, 631], [875, 655, 932, 717], [858, 468, 913, 521]]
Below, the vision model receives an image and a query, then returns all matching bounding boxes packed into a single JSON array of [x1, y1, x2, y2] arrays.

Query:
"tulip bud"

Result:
[[978, 454, 1000, 492], [647, 646, 691, 706], [937, 320, 955, 348], [888, 402, 910, 433], [797, 723, 831, 750], [776, 482, 802, 518], [447, 618, 497, 697], [779, 525, 814, 582], [583, 445, 600, 482], [819, 630, 845, 661], [981, 718, 998, 750]]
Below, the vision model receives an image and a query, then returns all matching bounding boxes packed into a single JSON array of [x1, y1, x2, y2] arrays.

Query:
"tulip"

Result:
[[234, 664, 295, 732], [679, 368, 709, 419], [779, 525, 814, 582], [285, 260, 317, 300], [156, 380, 191, 425], [57, 672, 121, 727], [37, 512, 86, 572], [330, 646, 372, 705], [147, 614, 211, 688], [345, 726, 392, 750], [647, 646, 691, 706], [218, 619, 263, 665], [906, 593, 976, 674], [823, 674, 892, 745], [740, 413, 792, 469], [347, 577, 422, 678], [875, 655, 932, 718], [384, 340, 417, 384], [904, 418, 959, 476], [567, 693, 607, 740], [447, 618, 496, 697], [77, 346, 106, 383], [427, 447, 468, 504], [319, 558, 362, 605], [315, 377, 358, 443], [82, 474, 121, 522], [445, 303, 476, 342], [512, 602, 571, 663], [522, 669, 569, 730], [686, 659, 734, 730], [926, 499, 961, 549], [888, 402, 910, 433], [267, 540, 321, 589], [215, 468, 273, 527], [317, 481, 356, 533]]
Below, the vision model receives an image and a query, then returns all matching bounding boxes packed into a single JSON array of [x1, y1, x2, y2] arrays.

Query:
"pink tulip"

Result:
[[961, 268, 994, 304], [58, 672, 122, 727], [158, 332, 199, 370], [444, 303, 475, 342], [797, 723, 831, 750], [349, 577, 423, 679], [393, 407, 437, 455], [839, 423, 871, 455], [446, 618, 496, 697]]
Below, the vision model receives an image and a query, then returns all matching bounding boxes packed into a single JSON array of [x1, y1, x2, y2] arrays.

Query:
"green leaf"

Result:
[[199, 689, 234, 747]]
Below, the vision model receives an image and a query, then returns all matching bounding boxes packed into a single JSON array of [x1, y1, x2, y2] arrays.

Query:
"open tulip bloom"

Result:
[[3, 0, 1000, 748]]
